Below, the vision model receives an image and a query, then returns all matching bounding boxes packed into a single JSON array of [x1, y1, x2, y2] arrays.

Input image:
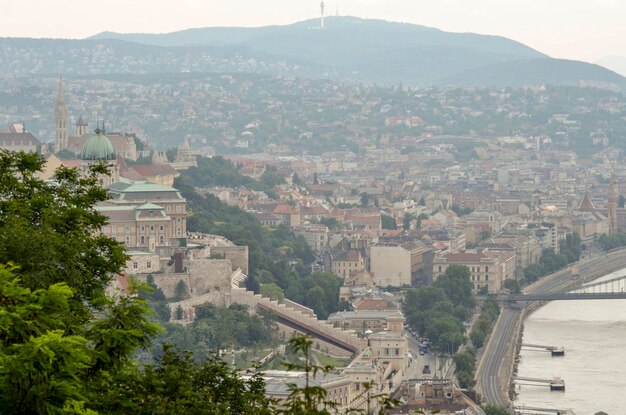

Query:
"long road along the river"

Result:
[[475, 249, 626, 406]]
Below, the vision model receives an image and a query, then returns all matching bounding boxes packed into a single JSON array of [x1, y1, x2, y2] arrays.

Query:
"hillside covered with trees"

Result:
[[0, 150, 384, 414]]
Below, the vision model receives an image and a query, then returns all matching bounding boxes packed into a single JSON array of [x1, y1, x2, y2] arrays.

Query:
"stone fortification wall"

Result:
[[210, 245, 249, 275], [283, 299, 316, 317], [138, 258, 234, 307], [231, 288, 367, 357]]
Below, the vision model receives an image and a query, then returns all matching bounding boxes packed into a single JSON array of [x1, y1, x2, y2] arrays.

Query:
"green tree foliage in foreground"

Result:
[[403, 265, 475, 351], [0, 151, 393, 414], [0, 151, 127, 317], [278, 335, 397, 415]]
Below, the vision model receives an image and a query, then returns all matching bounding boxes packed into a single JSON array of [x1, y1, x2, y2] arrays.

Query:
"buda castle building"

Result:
[[52, 77, 188, 259]]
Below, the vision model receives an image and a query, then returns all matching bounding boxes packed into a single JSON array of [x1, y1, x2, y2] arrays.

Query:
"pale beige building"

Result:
[[327, 310, 405, 335], [293, 224, 328, 253], [331, 249, 366, 278], [432, 249, 515, 293], [97, 179, 187, 255], [369, 331, 409, 373]]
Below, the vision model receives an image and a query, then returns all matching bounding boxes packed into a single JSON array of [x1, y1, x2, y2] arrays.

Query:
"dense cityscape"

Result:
[[2, 6, 626, 415]]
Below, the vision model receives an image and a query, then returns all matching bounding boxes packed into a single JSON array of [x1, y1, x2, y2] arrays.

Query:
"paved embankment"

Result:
[[476, 248, 626, 406]]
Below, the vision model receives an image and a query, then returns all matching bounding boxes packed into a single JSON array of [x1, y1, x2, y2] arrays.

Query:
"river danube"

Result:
[[515, 268, 626, 414]]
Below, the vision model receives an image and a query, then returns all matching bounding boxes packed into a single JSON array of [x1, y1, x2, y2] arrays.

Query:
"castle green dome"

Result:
[[80, 128, 116, 161]]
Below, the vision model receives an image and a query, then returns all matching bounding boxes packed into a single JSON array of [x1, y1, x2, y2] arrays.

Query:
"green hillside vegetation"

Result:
[[174, 174, 348, 319], [0, 151, 389, 414], [182, 156, 284, 198]]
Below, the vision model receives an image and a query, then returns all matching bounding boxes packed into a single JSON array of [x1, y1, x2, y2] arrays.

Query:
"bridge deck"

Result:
[[499, 292, 626, 301]]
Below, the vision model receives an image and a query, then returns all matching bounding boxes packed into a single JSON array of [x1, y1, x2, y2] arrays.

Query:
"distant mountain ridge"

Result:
[[88, 17, 626, 90], [596, 56, 626, 78], [2, 16, 624, 91]]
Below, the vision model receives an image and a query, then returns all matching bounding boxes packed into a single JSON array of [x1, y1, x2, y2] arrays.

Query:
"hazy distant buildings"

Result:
[[0, 123, 41, 153]]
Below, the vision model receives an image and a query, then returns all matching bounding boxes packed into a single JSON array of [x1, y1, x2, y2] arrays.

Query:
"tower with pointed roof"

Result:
[[75, 115, 88, 136], [578, 193, 595, 212], [172, 136, 197, 169], [54, 77, 68, 153], [609, 174, 618, 235]]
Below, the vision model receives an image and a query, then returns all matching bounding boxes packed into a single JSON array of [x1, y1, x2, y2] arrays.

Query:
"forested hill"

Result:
[[89, 16, 626, 90], [174, 158, 348, 320]]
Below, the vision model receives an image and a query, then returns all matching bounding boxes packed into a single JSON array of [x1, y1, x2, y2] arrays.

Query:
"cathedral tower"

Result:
[[609, 173, 618, 235], [54, 77, 68, 153]]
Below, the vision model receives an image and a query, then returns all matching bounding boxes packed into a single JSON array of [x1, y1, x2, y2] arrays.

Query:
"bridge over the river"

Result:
[[485, 273, 626, 302]]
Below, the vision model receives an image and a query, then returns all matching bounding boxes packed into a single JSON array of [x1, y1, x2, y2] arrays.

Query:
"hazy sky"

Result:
[[1, 0, 625, 62]]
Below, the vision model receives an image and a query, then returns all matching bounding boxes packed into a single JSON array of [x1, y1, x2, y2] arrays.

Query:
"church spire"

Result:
[[57, 76, 65, 104], [54, 76, 68, 153]]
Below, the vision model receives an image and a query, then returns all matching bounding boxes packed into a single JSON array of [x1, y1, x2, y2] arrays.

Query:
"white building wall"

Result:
[[370, 246, 411, 287]]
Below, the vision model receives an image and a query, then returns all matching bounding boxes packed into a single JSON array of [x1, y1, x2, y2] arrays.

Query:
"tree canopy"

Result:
[[0, 150, 160, 413], [403, 265, 475, 351], [0, 150, 392, 414]]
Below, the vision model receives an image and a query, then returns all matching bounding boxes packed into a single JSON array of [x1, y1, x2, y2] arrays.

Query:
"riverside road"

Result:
[[475, 249, 626, 406]]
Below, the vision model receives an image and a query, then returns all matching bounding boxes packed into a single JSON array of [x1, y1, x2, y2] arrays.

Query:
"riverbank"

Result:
[[477, 247, 626, 406]]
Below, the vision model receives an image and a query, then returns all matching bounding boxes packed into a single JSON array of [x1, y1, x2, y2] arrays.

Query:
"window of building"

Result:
[[177, 227, 181, 236], [438, 266, 442, 272], [159, 235, 164, 245], [141, 225, 145, 232], [485, 266, 489, 272], [140, 235, 145, 245], [176, 218, 181, 223], [176, 205, 181, 212], [150, 225, 155, 232], [159, 225, 164, 232], [125, 235, 130, 244], [132, 262, 138, 270], [485, 274, 489, 281], [147, 261, 152, 269], [166, 206, 171, 211]]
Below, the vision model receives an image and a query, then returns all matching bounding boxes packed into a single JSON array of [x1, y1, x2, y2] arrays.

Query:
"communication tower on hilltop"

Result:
[[320, 1, 325, 29]]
